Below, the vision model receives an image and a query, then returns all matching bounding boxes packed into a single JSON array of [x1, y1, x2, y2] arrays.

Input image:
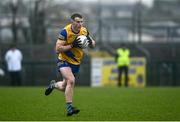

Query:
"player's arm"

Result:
[[55, 29, 81, 53], [55, 38, 82, 53], [55, 29, 73, 53], [55, 39, 72, 53]]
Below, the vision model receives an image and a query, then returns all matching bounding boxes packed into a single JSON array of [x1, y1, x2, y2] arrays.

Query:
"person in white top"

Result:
[[5, 44, 23, 86]]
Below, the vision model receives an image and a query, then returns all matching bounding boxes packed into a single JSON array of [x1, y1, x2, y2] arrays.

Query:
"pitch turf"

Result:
[[0, 87, 180, 121]]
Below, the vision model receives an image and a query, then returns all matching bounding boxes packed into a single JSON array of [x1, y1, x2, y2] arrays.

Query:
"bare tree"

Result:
[[29, 0, 47, 44], [9, 0, 21, 43]]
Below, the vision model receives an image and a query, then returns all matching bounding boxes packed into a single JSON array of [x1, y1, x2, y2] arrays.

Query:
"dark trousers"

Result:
[[117, 66, 129, 87], [9, 71, 22, 86]]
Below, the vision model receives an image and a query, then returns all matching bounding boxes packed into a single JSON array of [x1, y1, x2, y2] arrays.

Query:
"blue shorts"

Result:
[[57, 59, 80, 74]]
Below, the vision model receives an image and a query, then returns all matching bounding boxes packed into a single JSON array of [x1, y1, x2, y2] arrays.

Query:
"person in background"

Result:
[[115, 44, 130, 87], [5, 43, 23, 86]]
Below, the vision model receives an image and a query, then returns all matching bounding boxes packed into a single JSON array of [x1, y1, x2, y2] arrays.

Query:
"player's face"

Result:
[[72, 17, 83, 32]]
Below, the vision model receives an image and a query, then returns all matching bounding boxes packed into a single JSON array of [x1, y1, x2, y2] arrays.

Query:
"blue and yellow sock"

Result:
[[66, 102, 73, 113]]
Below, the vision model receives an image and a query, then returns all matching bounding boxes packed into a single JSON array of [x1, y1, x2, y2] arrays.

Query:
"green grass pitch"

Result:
[[0, 87, 180, 121]]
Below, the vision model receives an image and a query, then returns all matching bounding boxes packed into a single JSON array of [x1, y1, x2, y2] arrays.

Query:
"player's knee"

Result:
[[66, 77, 75, 85], [56, 82, 66, 91]]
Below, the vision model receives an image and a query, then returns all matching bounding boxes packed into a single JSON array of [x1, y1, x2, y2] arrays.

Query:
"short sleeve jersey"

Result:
[[57, 24, 88, 65]]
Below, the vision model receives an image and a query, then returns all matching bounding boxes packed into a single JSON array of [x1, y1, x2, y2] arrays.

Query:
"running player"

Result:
[[45, 13, 95, 116]]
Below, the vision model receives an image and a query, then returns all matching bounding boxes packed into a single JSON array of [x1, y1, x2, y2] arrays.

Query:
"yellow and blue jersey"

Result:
[[57, 24, 88, 65]]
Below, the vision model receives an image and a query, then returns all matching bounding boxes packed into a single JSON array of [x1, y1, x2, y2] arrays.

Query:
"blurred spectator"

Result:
[[0, 68, 5, 77], [5, 43, 23, 86], [115, 44, 130, 87]]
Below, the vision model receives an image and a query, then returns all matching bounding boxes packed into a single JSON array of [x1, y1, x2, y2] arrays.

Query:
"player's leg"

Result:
[[45, 80, 56, 95], [60, 67, 74, 102], [45, 79, 66, 95], [60, 67, 80, 116], [45, 60, 67, 95], [54, 79, 66, 92]]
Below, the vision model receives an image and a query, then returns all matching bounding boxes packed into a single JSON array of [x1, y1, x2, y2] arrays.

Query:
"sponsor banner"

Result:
[[91, 57, 146, 87], [91, 58, 103, 87]]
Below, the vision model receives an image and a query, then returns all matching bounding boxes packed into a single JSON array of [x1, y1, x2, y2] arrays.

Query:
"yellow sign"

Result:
[[101, 58, 117, 86], [128, 57, 146, 87], [100, 57, 146, 87]]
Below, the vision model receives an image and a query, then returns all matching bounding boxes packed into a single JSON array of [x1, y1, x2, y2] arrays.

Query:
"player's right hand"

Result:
[[71, 38, 81, 48]]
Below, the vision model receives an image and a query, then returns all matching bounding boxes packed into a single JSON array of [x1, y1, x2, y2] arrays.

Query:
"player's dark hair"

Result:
[[71, 13, 83, 20]]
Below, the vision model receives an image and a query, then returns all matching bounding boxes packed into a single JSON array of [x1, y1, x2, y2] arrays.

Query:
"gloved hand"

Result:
[[86, 35, 93, 48], [71, 38, 81, 48]]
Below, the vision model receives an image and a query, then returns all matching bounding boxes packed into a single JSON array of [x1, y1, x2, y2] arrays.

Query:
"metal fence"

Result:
[[0, 56, 91, 86], [0, 43, 180, 86]]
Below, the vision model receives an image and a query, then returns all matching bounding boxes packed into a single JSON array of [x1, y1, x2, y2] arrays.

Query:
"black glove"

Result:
[[72, 38, 81, 48], [86, 35, 93, 47]]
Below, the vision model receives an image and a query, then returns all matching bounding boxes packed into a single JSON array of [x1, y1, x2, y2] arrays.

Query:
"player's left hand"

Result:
[[86, 35, 93, 47]]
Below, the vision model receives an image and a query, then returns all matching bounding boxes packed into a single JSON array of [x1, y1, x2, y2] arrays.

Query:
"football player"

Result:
[[45, 13, 95, 116]]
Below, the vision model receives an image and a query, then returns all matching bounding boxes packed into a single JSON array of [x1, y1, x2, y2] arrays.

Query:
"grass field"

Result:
[[0, 87, 180, 121]]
